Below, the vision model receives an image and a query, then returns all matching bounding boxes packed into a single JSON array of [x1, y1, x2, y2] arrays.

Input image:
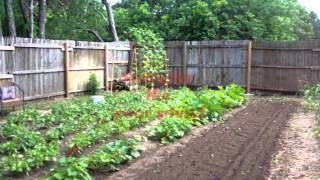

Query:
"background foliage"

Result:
[[0, 0, 317, 41], [127, 27, 165, 76]]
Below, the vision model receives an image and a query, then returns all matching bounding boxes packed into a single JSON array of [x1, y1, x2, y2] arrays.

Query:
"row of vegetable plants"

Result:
[[0, 84, 246, 178], [148, 85, 246, 144], [47, 137, 144, 180], [0, 91, 165, 176], [45, 84, 246, 179]]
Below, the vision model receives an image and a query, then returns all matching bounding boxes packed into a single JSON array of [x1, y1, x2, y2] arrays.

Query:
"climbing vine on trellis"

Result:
[[128, 27, 166, 76]]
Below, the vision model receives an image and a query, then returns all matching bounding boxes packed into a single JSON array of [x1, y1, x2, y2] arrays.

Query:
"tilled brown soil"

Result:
[[111, 99, 299, 180]]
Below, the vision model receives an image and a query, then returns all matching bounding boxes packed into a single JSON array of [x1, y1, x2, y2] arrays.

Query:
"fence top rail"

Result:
[[0, 36, 131, 49], [0, 44, 131, 51]]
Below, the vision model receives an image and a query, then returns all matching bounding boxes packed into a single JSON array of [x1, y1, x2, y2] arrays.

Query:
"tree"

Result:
[[45, 0, 109, 41], [102, 0, 119, 41], [0, 0, 315, 41], [114, 0, 314, 41], [39, 0, 46, 38], [19, 0, 34, 38], [311, 12, 320, 39], [4, 0, 16, 37]]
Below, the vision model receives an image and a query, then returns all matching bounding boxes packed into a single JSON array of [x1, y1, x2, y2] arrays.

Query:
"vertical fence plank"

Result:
[[182, 41, 187, 86], [104, 45, 109, 91], [247, 41, 252, 94], [64, 43, 70, 98], [111, 50, 115, 93]]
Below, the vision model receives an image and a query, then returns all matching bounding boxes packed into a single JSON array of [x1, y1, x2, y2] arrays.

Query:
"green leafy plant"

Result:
[[86, 73, 100, 95], [128, 27, 165, 77], [315, 128, 320, 138], [0, 142, 58, 176], [303, 84, 320, 109], [88, 138, 142, 170], [302, 84, 320, 138], [148, 118, 193, 144], [0, 84, 246, 177], [46, 157, 91, 180], [47, 138, 142, 180]]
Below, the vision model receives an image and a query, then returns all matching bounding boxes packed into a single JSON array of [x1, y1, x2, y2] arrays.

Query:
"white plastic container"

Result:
[[91, 96, 105, 104]]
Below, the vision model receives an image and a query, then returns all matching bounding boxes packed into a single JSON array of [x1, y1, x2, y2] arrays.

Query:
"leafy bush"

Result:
[[148, 118, 193, 144], [86, 74, 100, 95]]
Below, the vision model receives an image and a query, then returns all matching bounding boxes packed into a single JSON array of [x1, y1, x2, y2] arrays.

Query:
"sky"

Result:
[[298, 0, 320, 16], [109, 0, 320, 17], [110, 0, 121, 5]]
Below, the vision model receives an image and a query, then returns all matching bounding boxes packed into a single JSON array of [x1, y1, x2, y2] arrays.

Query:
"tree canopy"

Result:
[[0, 0, 317, 41]]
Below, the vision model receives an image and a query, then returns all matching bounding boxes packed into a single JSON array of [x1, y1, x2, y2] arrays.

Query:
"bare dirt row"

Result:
[[103, 99, 300, 180]]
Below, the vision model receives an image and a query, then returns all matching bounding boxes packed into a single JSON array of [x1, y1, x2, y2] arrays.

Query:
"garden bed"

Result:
[[0, 85, 246, 179], [106, 98, 300, 180]]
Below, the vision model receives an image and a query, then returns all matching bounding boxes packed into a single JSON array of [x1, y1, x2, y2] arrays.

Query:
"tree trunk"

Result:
[[39, 0, 46, 39], [29, 0, 34, 38], [102, 0, 119, 42], [19, 0, 34, 38], [4, 0, 16, 37]]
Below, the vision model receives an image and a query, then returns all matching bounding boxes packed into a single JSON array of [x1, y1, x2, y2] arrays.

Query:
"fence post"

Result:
[[246, 41, 252, 94], [64, 43, 70, 98], [182, 41, 187, 86], [111, 50, 115, 93], [129, 44, 135, 90], [104, 44, 109, 91]]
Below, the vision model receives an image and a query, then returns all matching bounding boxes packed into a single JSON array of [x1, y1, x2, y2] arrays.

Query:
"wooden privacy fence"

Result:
[[165, 40, 320, 93], [251, 40, 320, 92], [1, 37, 320, 101], [165, 41, 252, 92], [0, 37, 131, 100]]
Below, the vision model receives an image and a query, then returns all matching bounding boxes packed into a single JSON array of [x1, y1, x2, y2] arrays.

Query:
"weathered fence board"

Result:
[[1, 37, 320, 102], [251, 40, 320, 92], [165, 40, 250, 88]]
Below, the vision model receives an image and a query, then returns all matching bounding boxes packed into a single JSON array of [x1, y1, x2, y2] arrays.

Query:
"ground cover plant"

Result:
[[303, 84, 320, 138], [0, 84, 245, 178]]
